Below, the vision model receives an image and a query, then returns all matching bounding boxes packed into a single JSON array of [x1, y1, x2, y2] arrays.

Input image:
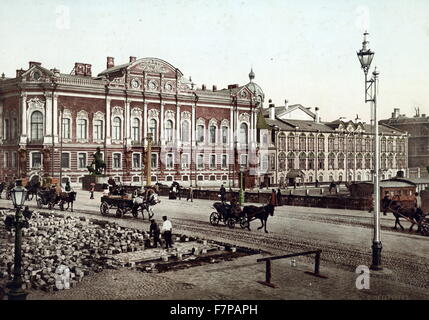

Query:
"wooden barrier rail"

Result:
[[256, 250, 327, 288]]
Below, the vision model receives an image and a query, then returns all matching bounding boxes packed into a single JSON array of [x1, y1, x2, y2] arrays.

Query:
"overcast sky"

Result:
[[1, 0, 428, 123]]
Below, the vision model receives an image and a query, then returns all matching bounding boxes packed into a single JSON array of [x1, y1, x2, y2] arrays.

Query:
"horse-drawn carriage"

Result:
[[209, 199, 275, 233], [100, 191, 159, 219], [36, 189, 77, 211], [210, 201, 249, 229]]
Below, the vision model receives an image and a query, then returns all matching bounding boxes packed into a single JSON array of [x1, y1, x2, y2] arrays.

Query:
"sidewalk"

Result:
[[26, 253, 429, 300]]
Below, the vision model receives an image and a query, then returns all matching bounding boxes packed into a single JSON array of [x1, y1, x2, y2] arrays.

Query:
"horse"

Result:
[[387, 200, 426, 232], [58, 192, 77, 212], [25, 182, 40, 201], [242, 204, 275, 233]]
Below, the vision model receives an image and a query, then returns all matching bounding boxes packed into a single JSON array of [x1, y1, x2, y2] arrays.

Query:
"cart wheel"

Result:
[[37, 199, 43, 209], [210, 212, 220, 226], [420, 222, 429, 236], [116, 208, 124, 218], [227, 218, 235, 229], [239, 217, 249, 229], [100, 202, 109, 216]]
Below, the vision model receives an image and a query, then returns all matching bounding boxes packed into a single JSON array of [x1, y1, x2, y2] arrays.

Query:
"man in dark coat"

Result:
[[270, 189, 278, 206], [219, 184, 227, 203], [149, 219, 162, 248], [277, 188, 283, 206]]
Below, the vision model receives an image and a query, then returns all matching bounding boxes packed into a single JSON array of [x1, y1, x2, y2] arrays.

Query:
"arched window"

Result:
[[381, 137, 386, 152], [113, 117, 121, 140], [365, 154, 371, 169], [347, 136, 354, 152], [328, 153, 335, 170], [287, 134, 295, 151], [278, 152, 286, 171], [308, 134, 315, 151], [287, 152, 295, 169], [347, 153, 355, 170], [328, 135, 335, 152], [221, 126, 228, 144], [317, 152, 325, 170], [31, 111, 43, 141], [308, 152, 315, 170], [77, 118, 87, 139], [279, 133, 286, 150], [209, 125, 216, 144], [240, 123, 248, 144], [149, 119, 157, 142], [197, 124, 204, 142], [299, 152, 306, 170], [299, 134, 306, 151], [338, 153, 345, 170], [132, 118, 140, 142], [181, 120, 190, 143], [356, 136, 362, 152], [356, 153, 363, 169], [365, 137, 371, 152], [165, 120, 173, 142], [318, 135, 325, 152]]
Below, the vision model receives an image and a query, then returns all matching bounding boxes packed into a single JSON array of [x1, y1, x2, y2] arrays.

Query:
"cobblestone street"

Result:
[[1, 191, 428, 300]]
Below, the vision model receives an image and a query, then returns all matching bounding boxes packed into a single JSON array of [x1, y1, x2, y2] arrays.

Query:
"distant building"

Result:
[[380, 108, 429, 178], [257, 102, 408, 187]]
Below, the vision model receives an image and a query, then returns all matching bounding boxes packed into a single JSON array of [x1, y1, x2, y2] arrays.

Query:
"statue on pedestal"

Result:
[[87, 147, 106, 175]]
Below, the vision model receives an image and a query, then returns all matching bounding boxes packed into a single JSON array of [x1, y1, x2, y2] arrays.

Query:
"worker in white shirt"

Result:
[[161, 216, 173, 249]]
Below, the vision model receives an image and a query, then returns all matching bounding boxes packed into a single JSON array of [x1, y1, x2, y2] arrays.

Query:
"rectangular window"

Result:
[[61, 152, 70, 169], [113, 153, 121, 169], [12, 152, 17, 168], [62, 118, 71, 139], [197, 154, 204, 169], [12, 119, 17, 139], [166, 153, 173, 169], [240, 154, 248, 168], [261, 155, 268, 171], [3, 152, 8, 168], [222, 154, 228, 168], [151, 153, 158, 168], [31, 152, 41, 169], [210, 154, 216, 168], [133, 153, 141, 168], [77, 119, 87, 139], [78, 153, 87, 169], [3, 119, 9, 140], [181, 153, 189, 169], [94, 120, 104, 140], [270, 155, 275, 170]]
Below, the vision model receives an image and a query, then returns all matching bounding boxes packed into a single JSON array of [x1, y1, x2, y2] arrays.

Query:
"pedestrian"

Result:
[[187, 186, 194, 202], [381, 191, 391, 216], [177, 184, 182, 200], [269, 189, 278, 206], [219, 184, 226, 203], [90, 183, 95, 199], [149, 219, 163, 248], [65, 181, 72, 193], [277, 188, 283, 206], [315, 179, 319, 188], [161, 216, 173, 250], [293, 181, 297, 189]]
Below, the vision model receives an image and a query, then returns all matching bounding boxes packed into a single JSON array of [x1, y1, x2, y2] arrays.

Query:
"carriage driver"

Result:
[[382, 191, 391, 216]]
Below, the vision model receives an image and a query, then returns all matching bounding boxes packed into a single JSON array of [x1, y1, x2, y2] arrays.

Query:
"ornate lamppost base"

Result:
[[370, 241, 383, 271], [6, 282, 28, 300]]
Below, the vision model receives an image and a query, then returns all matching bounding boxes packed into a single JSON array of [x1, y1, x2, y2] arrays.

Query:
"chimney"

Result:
[[29, 61, 42, 68], [212, 85, 217, 91], [129, 56, 136, 63], [74, 63, 85, 76], [202, 84, 206, 91], [52, 68, 60, 76], [285, 99, 288, 109], [269, 99, 275, 120], [355, 114, 362, 122], [315, 107, 320, 123], [107, 57, 115, 69], [228, 84, 239, 89], [16, 69, 25, 78], [392, 108, 400, 118], [85, 64, 92, 76]]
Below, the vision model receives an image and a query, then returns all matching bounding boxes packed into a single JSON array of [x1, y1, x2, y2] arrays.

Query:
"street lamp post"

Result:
[[4, 179, 32, 300], [357, 31, 382, 270]]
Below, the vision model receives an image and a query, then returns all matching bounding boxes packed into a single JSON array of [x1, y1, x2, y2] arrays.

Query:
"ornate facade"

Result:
[[257, 103, 408, 186], [0, 58, 264, 187]]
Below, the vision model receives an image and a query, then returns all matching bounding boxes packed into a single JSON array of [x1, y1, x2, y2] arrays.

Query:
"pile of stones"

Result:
[[0, 210, 149, 292]]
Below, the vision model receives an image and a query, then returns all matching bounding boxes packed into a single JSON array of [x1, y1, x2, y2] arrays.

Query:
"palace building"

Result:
[[0, 57, 264, 187], [257, 102, 409, 186]]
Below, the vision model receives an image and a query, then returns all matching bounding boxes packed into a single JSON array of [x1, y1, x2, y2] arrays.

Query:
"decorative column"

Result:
[[53, 94, 59, 144], [160, 103, 165, 144], [125, 100, 131, 147], [105, 98, 111, 144], [43, 92, 53, 144], [176, 104, 181, 145], [0, 99, 3, 142], [19, 94, 27, 144], [143, 102, 148, 144]]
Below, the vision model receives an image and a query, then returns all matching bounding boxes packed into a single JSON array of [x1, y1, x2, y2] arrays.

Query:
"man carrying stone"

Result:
[[161, 216, 173, 250]]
